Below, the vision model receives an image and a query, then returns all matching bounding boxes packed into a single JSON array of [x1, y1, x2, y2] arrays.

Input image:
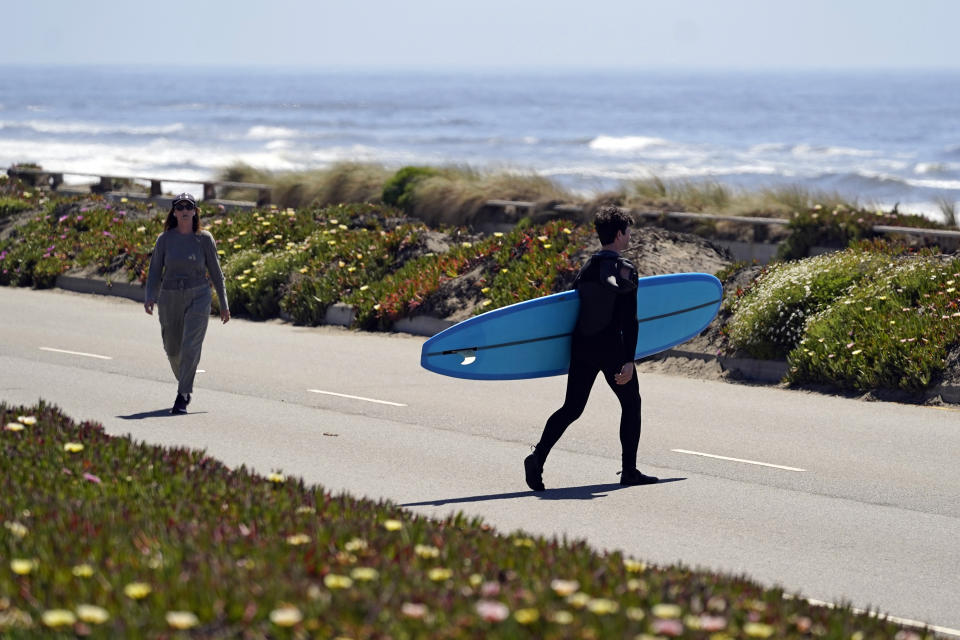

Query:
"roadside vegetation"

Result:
[[0, 401, 928, 638], [1, 171, 959, 396]]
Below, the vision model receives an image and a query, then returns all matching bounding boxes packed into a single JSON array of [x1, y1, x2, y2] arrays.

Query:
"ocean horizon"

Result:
[[1, 65, 958, 218]]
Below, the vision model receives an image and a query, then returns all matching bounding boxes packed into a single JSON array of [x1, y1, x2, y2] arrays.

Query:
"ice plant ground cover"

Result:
[[727, 244, 960, 392], [0, 402, 927, 638]]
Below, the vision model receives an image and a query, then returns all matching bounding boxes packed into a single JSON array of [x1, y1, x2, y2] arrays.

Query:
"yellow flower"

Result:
[[218, 250, 225, 255], [469, 573, 483, 587], [543, 243, 552, 249], [493, 231, 504, 237], [551, 610, 574, 624], [124, 582, 152, 599], [462, 242, 472, 248], [239, 230, 247, 236], [626, 606, 646, 621], [120, 197, 128, 203], [296, 506, 316, 515], [550, 579, 580, 596], [11, 558, 37, 575], [744, 622, 775, 638], [4, 521, 28, 538], [72, 564, 94, 577], [324, 573, 353, 589], [136, 225, 147, 232], [624, 558, 646, 572], [233, 244, 242, 249], [428, 567, 452, 581], [514, 608, 539, 624], [500, 268, 508, 273], [41, 609, 76, 627], [166, 610, 199, 629], [566, 592, 591, 608], [339, 224, 348, 230], [513, 537, 534, 548], [383, 519, 403, 531], [538, 235, 548, 242], [267, 472, 284, 483], [587, 598, 618, 614], [17, 416, 37, 425], [269, 605, 303, 627], [286, 533, 311, 546], [76, 604, 110, 624], [864, 306, 873, 311], [350, 567, 379, 581], [480, 287, 490, 293], [359, 285, 369, 291], [5, 422, 24, 432], [299, 267, 308, 274], [652, 603, 682, 618], [481, 299, 492, 307], [415, 544, 440, 558], [248, 277, 257, 284], [851, 349, 863, 355], [562, 227, 572, 234]]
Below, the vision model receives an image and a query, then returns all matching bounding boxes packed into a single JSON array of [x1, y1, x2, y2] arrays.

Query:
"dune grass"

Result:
[[0, 401, 927, 638]]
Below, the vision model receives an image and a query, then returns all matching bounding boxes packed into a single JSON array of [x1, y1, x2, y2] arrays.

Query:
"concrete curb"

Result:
[[55, 275, 144, 302], [51, 276, 959, 403]]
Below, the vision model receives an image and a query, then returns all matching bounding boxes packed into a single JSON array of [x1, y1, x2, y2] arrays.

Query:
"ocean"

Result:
[[1, 66, 958, 218]]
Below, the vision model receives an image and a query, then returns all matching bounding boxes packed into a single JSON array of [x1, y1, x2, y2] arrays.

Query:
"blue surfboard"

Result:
[[420, 272, 722, 380]]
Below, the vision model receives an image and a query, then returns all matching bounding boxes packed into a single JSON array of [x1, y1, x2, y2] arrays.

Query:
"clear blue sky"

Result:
[[3, 0, 957, 70]]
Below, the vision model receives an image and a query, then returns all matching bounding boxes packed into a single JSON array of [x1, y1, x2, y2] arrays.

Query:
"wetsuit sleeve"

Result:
[[144, 233, 166, 304], [618, 259, 640, 364], [201, 232, 229, 313]]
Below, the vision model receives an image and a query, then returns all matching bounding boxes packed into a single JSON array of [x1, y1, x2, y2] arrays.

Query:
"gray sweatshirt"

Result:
[[145, 229, 229, 311]]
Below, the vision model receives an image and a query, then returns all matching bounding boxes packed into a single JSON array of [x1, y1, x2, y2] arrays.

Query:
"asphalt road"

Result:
[[2, 287, 959, 634]]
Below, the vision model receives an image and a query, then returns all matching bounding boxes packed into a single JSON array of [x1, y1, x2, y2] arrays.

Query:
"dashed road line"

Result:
[[307, 389, 407, 407], [39, 347, 112, 360], [671, 448, 806, 472]]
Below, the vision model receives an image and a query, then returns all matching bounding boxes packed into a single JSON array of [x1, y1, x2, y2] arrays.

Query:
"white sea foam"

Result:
[[0, 120, 185, 136], [790, 144, 879, 158], [588, 135, 670, 153], [246, 125, 298, 140]]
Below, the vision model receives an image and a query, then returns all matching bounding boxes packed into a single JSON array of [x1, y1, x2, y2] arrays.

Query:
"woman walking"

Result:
[[144, 193, 230, 414]]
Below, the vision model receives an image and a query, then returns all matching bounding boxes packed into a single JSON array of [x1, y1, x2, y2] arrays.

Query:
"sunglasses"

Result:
[[174, 203, 195, 211]]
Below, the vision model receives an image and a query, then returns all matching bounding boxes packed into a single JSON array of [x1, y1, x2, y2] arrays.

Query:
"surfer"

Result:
[[144, 193, 230, 415], [525, 205, 658, 490]]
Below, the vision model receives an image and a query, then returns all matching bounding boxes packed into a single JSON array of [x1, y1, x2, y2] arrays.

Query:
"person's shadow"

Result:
[[116, 410, 208, 420], [402, 478, 685, 507]]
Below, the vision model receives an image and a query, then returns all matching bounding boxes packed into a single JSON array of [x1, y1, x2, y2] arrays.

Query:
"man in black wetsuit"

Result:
[[524, 206, 658, 491]]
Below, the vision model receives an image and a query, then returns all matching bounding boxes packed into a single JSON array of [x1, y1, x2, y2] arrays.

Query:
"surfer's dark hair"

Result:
[[594, 205, 633, 245]]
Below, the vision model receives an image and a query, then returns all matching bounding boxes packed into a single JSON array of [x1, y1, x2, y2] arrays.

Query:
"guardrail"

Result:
[[6, 166, 272, 208]]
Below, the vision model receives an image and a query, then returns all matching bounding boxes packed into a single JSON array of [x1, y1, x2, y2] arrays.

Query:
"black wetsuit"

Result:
[[534, 250, 642, 470]]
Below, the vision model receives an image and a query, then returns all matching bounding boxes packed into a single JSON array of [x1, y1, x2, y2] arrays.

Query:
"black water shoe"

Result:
[[171, 394, 189, 415], [524, 452, 545, 492], [619, 468, 658, 486]]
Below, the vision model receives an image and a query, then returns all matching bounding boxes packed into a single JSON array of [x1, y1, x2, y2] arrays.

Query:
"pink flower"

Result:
[[83, 473, 102, 484], [475, 600, 509, 622], [102, 231, 113, 237], [651, 619, 685, 636], [480, 581, 501, 597]]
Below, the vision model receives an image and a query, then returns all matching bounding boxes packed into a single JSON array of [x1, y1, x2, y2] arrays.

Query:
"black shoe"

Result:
[[184, 393, 191, 407], [524, 452, 545, 492], [170, 394, 189, 415], [619, 468, 658, 486]]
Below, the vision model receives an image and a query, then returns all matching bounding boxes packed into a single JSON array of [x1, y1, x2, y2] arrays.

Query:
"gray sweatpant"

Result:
[[157, 284, 212, 396]]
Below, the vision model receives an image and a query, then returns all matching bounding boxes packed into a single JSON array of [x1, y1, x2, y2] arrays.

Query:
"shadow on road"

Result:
[[116, 410, 208, 420], [402, 478, 685, 507]]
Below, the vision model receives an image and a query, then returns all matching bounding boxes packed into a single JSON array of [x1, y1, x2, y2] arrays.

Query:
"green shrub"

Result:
[[0, 197, 31, 219], [789, 253, 960, 392], [727, 250, 891, 360], [381, 166, 439, 212]]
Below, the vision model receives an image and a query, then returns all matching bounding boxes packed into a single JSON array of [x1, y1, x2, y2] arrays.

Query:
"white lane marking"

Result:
[[197, 370, 206, 373], [792, 595, 960, 638], [671, 449, 806, 472], [307, 389, 407, 407], [39, 347, 113, 360]]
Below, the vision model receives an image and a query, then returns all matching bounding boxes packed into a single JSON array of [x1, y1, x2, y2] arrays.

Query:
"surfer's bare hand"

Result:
[[613, 363, 634, 385]]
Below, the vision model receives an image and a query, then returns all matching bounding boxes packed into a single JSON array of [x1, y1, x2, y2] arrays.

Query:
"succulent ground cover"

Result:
[[0, 402, 927, 639], [726, 244, 960, 392]]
